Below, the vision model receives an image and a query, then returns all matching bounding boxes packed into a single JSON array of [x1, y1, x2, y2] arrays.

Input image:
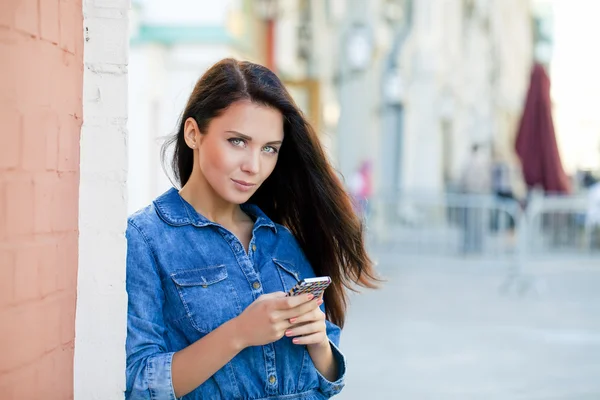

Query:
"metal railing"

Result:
[[366, 191, 600, 259]]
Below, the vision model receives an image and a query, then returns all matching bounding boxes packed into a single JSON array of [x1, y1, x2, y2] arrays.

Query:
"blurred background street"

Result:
[[339, 251, 600, 399]]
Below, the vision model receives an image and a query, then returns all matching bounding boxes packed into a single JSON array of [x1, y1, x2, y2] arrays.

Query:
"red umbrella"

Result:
[[515, 63, 571, 194]]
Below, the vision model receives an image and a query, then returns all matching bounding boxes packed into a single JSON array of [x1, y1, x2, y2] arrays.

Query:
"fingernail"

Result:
[[289, 317, 297, 323], [285, 330, 293, 336], [307, 294, 314, 300], [317, 299, 323, 306], [292, 338, 299, 344]]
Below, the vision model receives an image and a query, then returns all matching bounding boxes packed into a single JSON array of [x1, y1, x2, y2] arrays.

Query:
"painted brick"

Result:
[[34, 173, 57, 234], [20, 112, 49, 172], [0, 248, 15, 307], [39, 242, 58, 297], [0, 0, 83, 397], [0, 364, 37, 399], [35, 350, 61, 395], [0, 298, 63, 372], [79, 124, 126, 175], [40, 297, 62, 354], [60, 291, 77, 345], [59, 0, 77, 53], [0, 303, 43, 373], [56, 233, 78, 291], [40, 0, 60, 44], [0, 107, 22, 170], [50, 51, 82, 113], [5, 179, 35, 237], [14, 0, 38, 37], [14, 245, 40, 303], [58, 114, 82, 172], [51, 173, 79, 232], [36, 346, 74, 399], [0, 47, 17, 93], [42, 345, 75, 399], [84, 15, 129, 65], [22, 108, 60, 170], [0, 180, 6, 241], [83, 70, 128, 119], [45, 117, 60, 171], [0, 2, 16, 28], [37, 42, 61, 108], [57, 346, 75, 399], [12, 36, 42, 108], [79, 176, 127, 232], [0, 36, 17, 103], [0, 378, 14, 399]]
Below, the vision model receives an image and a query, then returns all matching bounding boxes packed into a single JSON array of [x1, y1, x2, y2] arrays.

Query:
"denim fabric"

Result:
[[126, 188, 346, 399]]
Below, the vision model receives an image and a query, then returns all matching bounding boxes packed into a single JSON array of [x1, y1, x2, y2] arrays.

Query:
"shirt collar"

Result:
[[154, 187, 277, 232]]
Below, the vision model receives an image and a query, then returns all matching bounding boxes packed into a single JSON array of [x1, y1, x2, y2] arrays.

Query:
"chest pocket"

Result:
[[170, 265, 241, 334], [273, 259, 301, 294]]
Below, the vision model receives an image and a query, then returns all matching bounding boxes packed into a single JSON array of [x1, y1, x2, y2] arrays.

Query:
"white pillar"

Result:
[[75, 0, 129, 398]]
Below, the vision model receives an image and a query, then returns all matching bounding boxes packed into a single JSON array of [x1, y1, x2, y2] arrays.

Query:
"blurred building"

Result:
[[397, 0, 533, 193]]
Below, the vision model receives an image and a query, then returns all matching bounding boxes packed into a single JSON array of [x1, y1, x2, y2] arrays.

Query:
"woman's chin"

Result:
[[222, 190, 254, 205]]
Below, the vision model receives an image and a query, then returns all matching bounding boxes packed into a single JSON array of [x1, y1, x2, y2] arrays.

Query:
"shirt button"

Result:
[[252, 244, 257, 252], [268, 375, 276, 384], [253, 281, 261, 290], [333, 385, 341, 391]]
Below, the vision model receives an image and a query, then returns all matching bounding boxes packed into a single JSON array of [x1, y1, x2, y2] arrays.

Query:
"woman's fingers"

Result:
[[285, 320, 324, 338], [280, 297, 322, 322], [289, 331, 328, 346], [287, 305, 325, 325]]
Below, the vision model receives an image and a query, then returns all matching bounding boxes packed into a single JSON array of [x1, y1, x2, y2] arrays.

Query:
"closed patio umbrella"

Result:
[[515, 63, 571, 194]]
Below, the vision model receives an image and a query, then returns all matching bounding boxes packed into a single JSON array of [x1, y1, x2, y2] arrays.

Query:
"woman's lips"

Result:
[[231, 179, 256, 191]]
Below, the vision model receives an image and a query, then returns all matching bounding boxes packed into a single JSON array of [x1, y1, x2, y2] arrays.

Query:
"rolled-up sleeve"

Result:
[[126, 220, 177, 400], [316, 319, 347, 398]]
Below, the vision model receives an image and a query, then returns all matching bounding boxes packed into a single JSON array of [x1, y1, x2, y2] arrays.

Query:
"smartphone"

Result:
[[286, 276, 332, 298]]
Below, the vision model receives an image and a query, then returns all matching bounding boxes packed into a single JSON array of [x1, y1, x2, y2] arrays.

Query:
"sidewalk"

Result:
[[336, 253, 600, 399]]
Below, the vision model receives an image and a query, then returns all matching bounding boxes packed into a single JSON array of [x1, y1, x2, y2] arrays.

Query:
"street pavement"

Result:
[[335, 251, 600, 399]]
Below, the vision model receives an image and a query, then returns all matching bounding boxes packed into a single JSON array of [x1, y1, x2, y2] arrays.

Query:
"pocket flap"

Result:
[[171, 265, 228, 287], [272, 258, 300, 281]]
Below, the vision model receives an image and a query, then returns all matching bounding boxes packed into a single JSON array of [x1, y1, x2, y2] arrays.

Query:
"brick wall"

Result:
[[0, 1, 83, 399]]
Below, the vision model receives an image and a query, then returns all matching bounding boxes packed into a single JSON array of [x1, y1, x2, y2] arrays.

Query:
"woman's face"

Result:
[[186, 100, 284, 205]]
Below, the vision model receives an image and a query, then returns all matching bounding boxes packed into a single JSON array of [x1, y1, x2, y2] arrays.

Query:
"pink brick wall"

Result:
[[0, 0, 83, 399]]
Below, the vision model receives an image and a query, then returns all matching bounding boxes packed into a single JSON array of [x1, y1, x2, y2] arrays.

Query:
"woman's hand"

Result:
[[233, 292, 319, 348], [284, 298, 328, 347], [285, 298, 339, 381]]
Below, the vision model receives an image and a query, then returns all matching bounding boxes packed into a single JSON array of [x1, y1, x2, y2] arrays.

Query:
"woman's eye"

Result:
[[229, 138, 245, 147], [263, 146, 278, 154]]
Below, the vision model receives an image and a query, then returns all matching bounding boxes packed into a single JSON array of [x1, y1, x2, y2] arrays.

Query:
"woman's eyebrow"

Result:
[[226, 130, 283, 145]]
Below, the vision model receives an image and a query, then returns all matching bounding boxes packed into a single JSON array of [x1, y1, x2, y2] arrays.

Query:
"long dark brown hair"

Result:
[[162, 58, 378, 328]]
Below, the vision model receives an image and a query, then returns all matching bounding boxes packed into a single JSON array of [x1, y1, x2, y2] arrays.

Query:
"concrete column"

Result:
[[75, 0, 129, 398], [0, 0, 83, 398]]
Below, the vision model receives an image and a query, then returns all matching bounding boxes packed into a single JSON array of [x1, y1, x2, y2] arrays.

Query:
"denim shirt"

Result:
[[126, 188, 346, 399]]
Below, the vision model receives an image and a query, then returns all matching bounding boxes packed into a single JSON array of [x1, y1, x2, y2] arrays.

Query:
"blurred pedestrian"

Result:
[[125, 59, 379, 399], [459, 144, 491, 253], [490, 149, 525, 240], [349, 160, 373, 221]]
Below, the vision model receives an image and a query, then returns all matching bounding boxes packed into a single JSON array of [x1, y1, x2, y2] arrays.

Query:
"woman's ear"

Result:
[[183, 117, 201, 149]]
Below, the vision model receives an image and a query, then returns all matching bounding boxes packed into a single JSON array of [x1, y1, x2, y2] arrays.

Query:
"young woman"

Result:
[[126, 58, 378, 399]]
